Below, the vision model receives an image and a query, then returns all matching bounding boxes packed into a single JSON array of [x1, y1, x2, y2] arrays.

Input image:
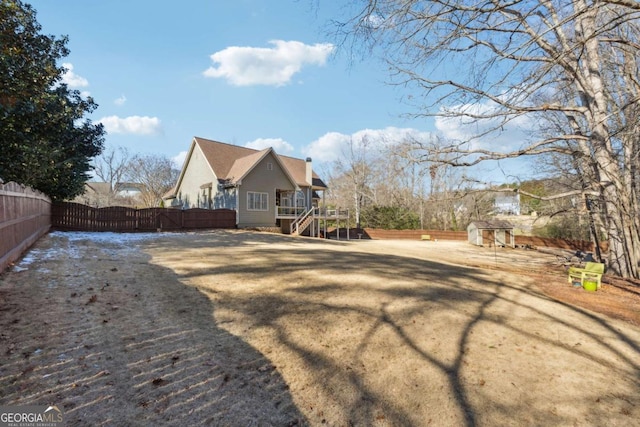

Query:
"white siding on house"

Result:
[[494, 194, 521, 215], [238, 152, 296, 227], [175, 145, 217, 209], [213, 185, 235, 209]]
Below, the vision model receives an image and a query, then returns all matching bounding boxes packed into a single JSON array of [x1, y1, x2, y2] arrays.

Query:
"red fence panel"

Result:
[[51, 202, 236, 232], [155, 208, 183, 230], [363, 228, 467, 241], [0, 182, 51, 272], [361, 227, 603, 251], [134, 208, 155, 230], [183, 208, 235, 229]]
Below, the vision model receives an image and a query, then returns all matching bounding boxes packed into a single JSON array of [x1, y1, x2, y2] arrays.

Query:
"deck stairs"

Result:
[[290, 208, 315, 236]]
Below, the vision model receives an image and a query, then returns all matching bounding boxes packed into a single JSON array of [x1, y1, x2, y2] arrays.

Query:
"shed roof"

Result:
[[468, 220, 514, 229]]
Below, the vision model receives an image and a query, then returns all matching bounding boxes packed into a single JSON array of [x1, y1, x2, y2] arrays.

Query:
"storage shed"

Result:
[[467, 220, 515, 248]]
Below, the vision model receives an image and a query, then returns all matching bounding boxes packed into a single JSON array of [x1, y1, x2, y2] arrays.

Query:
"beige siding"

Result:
[[176, 145, 217, 208], [238, 152, 296, 227]]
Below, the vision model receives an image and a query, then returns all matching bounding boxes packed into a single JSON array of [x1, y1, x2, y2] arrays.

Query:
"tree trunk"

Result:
[[576, 3, 639, 276]]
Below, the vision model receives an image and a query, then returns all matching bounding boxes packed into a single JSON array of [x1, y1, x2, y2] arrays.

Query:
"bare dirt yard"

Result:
[[1, 230, 639, 426]]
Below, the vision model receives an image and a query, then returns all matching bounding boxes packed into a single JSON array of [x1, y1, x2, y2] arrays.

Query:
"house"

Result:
[[73, 182, 143, 207], [115, 182, 144, 198], [167, 137, 328, 234], [467, 220, 515, 248], [493, 192, 521, 215], [77, 182, 112, 206]]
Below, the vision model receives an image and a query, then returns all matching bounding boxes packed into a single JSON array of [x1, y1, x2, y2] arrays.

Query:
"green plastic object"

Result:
[[583, 280, 598, 292]]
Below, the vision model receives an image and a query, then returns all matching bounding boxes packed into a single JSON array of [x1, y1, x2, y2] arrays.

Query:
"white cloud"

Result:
[[114, 95, 127, 106], [98, 115, 162, 135], [245, 138, 294, 153], [61, 63, 89, 88], [303, 132, 350, 162], [366, 14, 386, 29], [172, 151, 188, 169], [304, 127, 433, 163], [301, 125, 531, 184], [203, 40, 335, 86]]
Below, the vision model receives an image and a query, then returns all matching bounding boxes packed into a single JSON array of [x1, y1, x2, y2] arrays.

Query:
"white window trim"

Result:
[[247, 191, 269, 211]]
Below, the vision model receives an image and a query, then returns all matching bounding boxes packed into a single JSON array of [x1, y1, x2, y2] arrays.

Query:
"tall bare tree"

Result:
[[336, 0, 640, 277], [332, 135, 378, 228], [125, 154, 179, 208], [92, 146, 130, 205]]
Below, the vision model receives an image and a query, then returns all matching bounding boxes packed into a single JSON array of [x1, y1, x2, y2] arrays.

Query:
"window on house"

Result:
[[247, 191, 268, 211], [280, 192, 293, 207], [267, 162, 273, 171], [296, 190, 306, 207]]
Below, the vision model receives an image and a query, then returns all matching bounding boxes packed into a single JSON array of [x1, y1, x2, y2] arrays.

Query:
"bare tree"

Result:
[[125, 154, 179, 208], [336, 0, 640, 277], [325, 134, 477, 230], [332, 135, 378, 228], [379, 140, 425, 214], [91, 146, 130, 205]]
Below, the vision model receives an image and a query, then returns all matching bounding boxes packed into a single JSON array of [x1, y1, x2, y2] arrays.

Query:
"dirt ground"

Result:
[[1, 230, 639, 426]]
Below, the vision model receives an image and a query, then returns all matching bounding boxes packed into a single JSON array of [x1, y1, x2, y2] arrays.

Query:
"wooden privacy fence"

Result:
[[514, 235, 607, 253], [361, 228, 604, 252], [52, 202, 236, 231], [0, 182, 51, 272], [363, 228, 467, 241]]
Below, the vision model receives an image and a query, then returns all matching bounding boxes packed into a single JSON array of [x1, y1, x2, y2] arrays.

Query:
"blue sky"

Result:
[[29, 0, 532, 184]]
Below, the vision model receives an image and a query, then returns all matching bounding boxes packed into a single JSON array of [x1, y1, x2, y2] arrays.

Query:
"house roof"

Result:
[[163, 188, 176, 200], [468, 220, 514, 229], [279, 155, 327, 188], [115, 182, 143, 192], [226, 149, 270, 183], [192, 137, 327, 189], [84, 182, 112, 194], [84, 182, 144, 194]]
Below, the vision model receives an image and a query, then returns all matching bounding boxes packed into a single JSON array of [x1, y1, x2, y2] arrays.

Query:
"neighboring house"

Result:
[[73, 182, 143, 207], [493, 192, 521, 215], [167, 137, 328, 234], [115, 182, 144, 199], [73, 182, 113, 207]]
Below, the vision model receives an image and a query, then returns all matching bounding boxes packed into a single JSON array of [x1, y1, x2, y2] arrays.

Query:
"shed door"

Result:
[[482, 230, 494, 246], [496, 230, 506, 246]]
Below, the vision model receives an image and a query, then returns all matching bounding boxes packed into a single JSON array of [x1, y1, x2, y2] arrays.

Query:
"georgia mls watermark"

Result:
[[0, 405, 63, 427]]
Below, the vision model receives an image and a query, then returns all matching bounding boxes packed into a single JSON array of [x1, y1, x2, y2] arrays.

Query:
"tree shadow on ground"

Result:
[[155, 231, 640, 427]]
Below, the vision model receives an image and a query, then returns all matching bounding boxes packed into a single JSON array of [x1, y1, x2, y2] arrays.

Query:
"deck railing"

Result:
[[276, 206, 307, 218], [318, 208, 349, 219]]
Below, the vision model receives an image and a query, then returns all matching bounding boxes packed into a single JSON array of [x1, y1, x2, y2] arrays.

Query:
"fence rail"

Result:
[[514, 235, 607, 252], [363, 228, 468, 241], [361, 228, 604, 252], [52, 202, 236, 231], [0, 182, 51, 272]]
